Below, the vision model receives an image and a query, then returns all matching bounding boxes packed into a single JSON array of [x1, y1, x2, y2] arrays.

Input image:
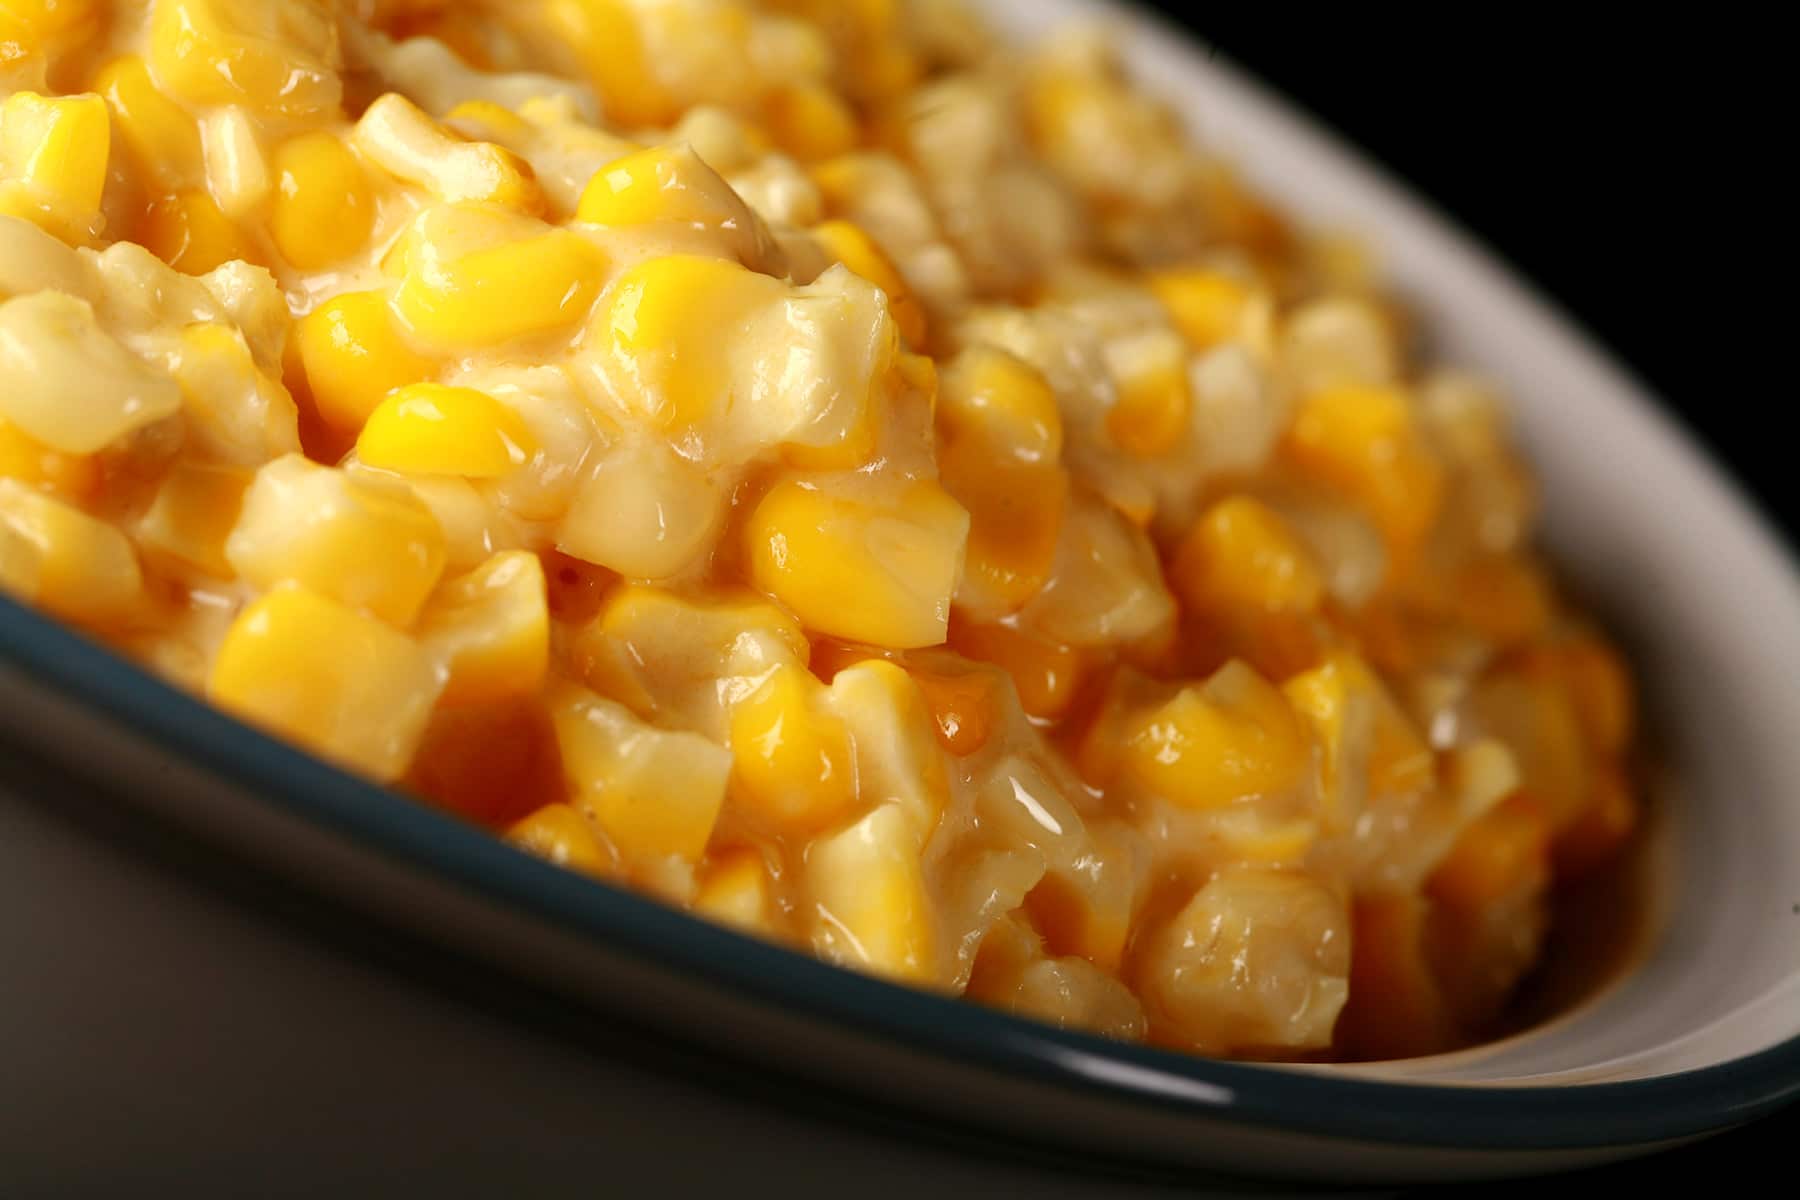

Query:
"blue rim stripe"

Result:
[[4, 592, 1799, 1151]]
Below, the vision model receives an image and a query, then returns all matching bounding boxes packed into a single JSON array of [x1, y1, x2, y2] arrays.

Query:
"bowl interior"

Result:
[[979, 0, 1800, 1084]]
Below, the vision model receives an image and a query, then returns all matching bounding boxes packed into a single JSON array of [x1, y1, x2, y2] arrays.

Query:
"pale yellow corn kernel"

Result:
[[0, 477, 144, 626], [1283, 384, 1444, 562], [0, 290, 181, 454], [136, 188, 257, 275], [764, 83, 858, 164], [548, 682, 732, 867], [1172, 495, 1325, 616], [442, 99, 531, 143], [558, 438, 725, 581], [937, 345, 1062, 464], [352, 93, 543, 214], [811, 218, 926, 347], [577, 143, 772, 261], [1122, 661, 1306, 810], [1149, 268, 1255, 351], [270, 132, 374, 269], [198, 107, 268, 218], [0, 520, 36, 598], [225, 455, 447, 627], [148, 0, 342, 120], [746, 478, 969, 649], [693, 849, 774, 934], [0, 0, 98, 43], [91, 55, 199, 187], [506, 803, 615, 879], [0, 416, 96, 500], [135, 459, 251, 577], [546, 0, 677, 129], [1018, 492, 1174, 649], [293, 290, 437, 436], [208, 584, 442, 782], [392, 203, 603, 348], [1104, 327, 1190, 458], [416, 550, 548, 707], [357, 383, 536, 479], [171, 321, 301, 465], [0, 91, 108, 243], [826, 658, 949, 841], [1279, 296, 1399, 392], [807, 802, 939, 984], [1281, 651, 1435, 819], [0, 211, 88, 297], [729, 661, 856, 832]]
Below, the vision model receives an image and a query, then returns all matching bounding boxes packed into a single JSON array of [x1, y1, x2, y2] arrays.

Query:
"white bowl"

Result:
[[3, 0, 1798, 1186]]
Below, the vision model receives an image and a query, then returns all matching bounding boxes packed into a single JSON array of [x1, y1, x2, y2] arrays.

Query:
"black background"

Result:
[[1141, 9, 1793, 542]]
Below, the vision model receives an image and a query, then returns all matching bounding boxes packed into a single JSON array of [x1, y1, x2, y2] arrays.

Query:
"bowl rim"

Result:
[[5, 594, 1800, 1151]]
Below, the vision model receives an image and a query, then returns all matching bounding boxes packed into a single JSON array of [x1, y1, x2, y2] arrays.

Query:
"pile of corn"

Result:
[[0, 0, 1637, 1060]]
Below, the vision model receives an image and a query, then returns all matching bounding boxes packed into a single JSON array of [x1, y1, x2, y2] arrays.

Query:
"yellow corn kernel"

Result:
[[765, 83, 858, 163], [293, 290, 437, 436], [746, 478, 968, 650], [1282, 651, 1435, 816], [694, 848, 775, 934], [135, 460, 251, 577], [549, 682, 732, 866], [949, 618, 1084, 721], [198, 107, 269, 218], [937, 346, 1063, 464], [356, 383, 536, 479], [392, 204, 603, 348], [506, 803, 615, 879], [1173, 495, 1325, 616], [208, 584, 442, 782], [269, 132, 374, 270], [827, 658, 949, 839], [807, 802, 939, 984], [1283, 384, 1444, 563], [148, 0, 341, 120], [1464, 668, 1592, 832], [1104, 328, 1190, 458], [558, 438, 724, 581], [352, 94, 543, 214], [443, 99, 531, 143], [811, 218, 926, 347], [225, 455, 447, 628], [0, 477, 144, 626], [1148, 268, 1254, 351], [546, 0, 677, 129], [171, 322, 301, 466], [729, 661, 856, 832], [91, 56, 200, 187], [1441, 554, 1551, 646], [1122, 661, 1306, 810], [416, 550, 549, 707], [939, 438, 1067, 620], [0, 417, 96, 500], [1428, 794, 1551, 912], [0, 91, 108, 243], [0, 0, 97, 43], [0, 290, 182, 454], [1024, 820, 1143, 973], [578, 143, 758, 234], [137, 188, 257, 275]]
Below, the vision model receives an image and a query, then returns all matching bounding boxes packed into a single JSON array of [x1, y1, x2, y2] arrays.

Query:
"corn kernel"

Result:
[[558, 438, 724, 580], [0, 90, 108, 243], [1024, 820, 1144, 973], [1104, 331, 1190, 459], [1121, 661, 1305, 810], [353, 94, 543, 214], [939, 438, 1067, 620], [0, 290, 182, 454], [812, 218, 927, 347], [0, 416, 96, 500], [137, 188, 257, 275], [417, 550, 549, 706], [148, 0, 341, 120], [135, 459, 251, 577], [746, 478, 969, 649], [393, 204, 603, 348], [949, 618, 1084, 720], [765, 83, 858, 163], [1018, 492, 1175, 649], [0, 0, 97, 44], [209, 584, 442, 781], [1173, 495, 1325, 616], [198, 107, 268, 218], [729, 661, 856, 832], [1464, 669, 1592, 832], [269, 132, 374, 269], [909, 665, 1001, 756], [357, 383, 536, 479], [828, 658, 948, 840], [0, 477, 144, 626], [549, 682, 732, 866], [225, 455, 447, 627], [807, 802, 939, 984], [92, 55, 199, 187], [547, 0, 677, 129], [293, 290, 437, 436], [1149, 268, 1255, 351], [171, 321, 301, 465], [694, 848, 777, 934], [1283, 384, 1444, 563], [937, 345, 1062, 464], [506, 803, 616, 879], [577, 143, 770, 258], [1282, 652, 1435, 820], [1427, 794, 1550, 912]]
